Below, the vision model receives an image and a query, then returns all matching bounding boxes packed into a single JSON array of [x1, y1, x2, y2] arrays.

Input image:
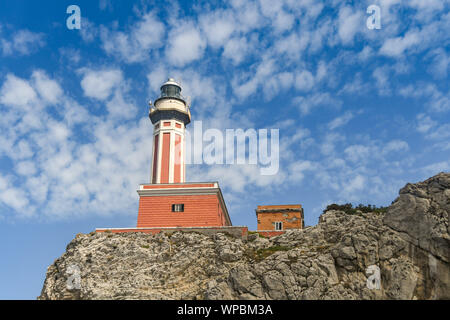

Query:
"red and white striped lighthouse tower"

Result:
[[135, 78, 232, 229], [149, 78, 190, 184]]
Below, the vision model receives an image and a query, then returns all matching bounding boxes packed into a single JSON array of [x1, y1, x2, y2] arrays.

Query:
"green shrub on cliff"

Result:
[[323, 203, 388, 215]]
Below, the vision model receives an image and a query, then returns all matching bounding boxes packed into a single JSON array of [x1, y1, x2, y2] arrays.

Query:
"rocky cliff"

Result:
[[39, 173, 449, 300]]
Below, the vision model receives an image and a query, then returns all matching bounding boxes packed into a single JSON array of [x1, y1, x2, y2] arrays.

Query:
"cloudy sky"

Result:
[[0, 0, 449, 298]]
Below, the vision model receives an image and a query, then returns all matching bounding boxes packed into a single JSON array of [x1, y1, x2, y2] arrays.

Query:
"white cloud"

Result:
[[338, 73, 370, 95], [147, 65, 168, 94], [294, 93, 342, 115], [372, 66, 391, 96], [343, 174, 365, 194], [0, 174, 31, 215], [99, 0, 113, 11], [409, 0, 445, 21], [32, 70, 63, 104], [232, 58, 276, 99], [274, 32, 308, 61], [416, 113, 436, 133], [58, 47, 81, 65], [15, 161, 37, 176], [338, 6, 362, 45], [262, 71, 294, 100], [0, 70, 63, 118], [100, 12, 165, 63], [12, 140, 34, 160], [382, 140, 409, 154], [378, 12, 448, 59], [231, 0, 264, 32], [426, 123, 450, 140], [408, 0, 444, 11], [0, 74, 37, 107], [288, 160, 317, 183], [0, 188, 30, 214], [0, 70, 153, 219], [79, 68, 123, 100], [380, 31, 421, 57], [272, 12, 295, 33], [426, 48, 449, 79], [295, 70, 315, 91], [188, 163, 286, 193], [223, 36, 251, 65], [358, 46, 374, 61], [320, 132, 345, 156], [422, 161, 450, 175], [80, 18, 99, 43], [1, 29, 45, 56], [199, 10, 235, 48], [344, 145, 370, 163], [106, 90, 137, 119], [399, 83, 449, 112], [165, 23, 206, 66], [258, 0, 295, 33], [328, 111, 354, 130], [48, 121, 71, 143]]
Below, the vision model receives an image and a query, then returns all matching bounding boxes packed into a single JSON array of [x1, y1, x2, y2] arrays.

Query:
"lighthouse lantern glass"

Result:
[[161, 84, 181, 99]]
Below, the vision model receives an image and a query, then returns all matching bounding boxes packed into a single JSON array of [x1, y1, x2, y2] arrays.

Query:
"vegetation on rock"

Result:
[[323, 203, 388, 215]]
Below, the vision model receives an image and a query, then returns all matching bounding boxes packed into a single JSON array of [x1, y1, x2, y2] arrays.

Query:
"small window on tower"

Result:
[[172, 204, 184, 212]]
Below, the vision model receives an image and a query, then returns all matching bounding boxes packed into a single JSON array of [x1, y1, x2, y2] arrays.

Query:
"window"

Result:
[[275, 222, 283, 231], [172, 204, 184, 212], [161, 84, 181, 98]]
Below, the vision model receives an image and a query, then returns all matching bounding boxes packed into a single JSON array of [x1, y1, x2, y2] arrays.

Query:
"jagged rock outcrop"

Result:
[[39, 173, 450, 300]]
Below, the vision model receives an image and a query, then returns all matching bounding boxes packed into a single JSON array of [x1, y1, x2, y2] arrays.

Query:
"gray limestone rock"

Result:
[[39, 173, 450, 300]]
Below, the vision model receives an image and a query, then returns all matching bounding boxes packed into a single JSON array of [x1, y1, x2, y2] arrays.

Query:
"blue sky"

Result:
[[0, 0, 449, 299]]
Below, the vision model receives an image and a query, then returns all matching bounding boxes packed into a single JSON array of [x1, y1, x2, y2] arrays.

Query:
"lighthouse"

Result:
[[95, 78, 296, 239], [136, 78, 232, 229], [149, 78, 190, 184]]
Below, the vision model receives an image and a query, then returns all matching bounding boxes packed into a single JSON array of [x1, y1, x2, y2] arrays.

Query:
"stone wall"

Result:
[[96, 226, 248, 240]]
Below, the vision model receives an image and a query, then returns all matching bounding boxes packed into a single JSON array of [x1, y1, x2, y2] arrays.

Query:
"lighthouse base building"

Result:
[[136, 182, 231, 228], [96, 180, 243, 238]]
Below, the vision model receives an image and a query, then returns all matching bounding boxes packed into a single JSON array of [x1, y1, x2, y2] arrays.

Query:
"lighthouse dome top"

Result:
[[161, 77, 181, 89]]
